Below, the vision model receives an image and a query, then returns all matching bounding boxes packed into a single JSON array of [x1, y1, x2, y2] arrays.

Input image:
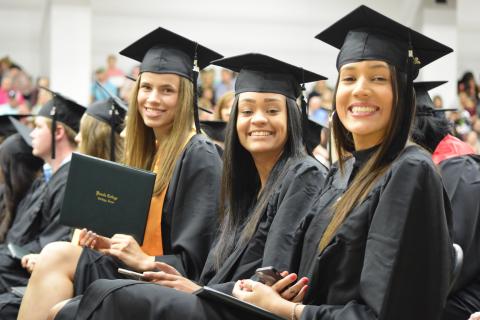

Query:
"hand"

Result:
[[142, 268, 201, 293], [469, 312, 480, 320], [233, 279, 305, 319], [272, 272, 309, 302], [78, 228, 111, 250], [21, 254, 40, 273], [101, 234, 155, 271], [150, 261, 181, 276]]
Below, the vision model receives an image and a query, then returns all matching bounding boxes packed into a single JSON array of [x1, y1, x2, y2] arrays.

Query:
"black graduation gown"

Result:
[[441, 154, 480, 320], [55, 155, 327, 320], [0, 163, 71, 292], [72, 134, 222, 295], [298, 145, 453, 320], [56, 145, 453, 320]]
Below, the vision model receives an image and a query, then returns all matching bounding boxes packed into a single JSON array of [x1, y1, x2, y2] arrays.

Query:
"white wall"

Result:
[[1, 0, 476, 103]]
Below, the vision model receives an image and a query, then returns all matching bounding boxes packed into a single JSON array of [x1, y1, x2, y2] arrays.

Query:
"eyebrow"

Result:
[[341, 63, 389, 71], [239, 97, 283, 103]]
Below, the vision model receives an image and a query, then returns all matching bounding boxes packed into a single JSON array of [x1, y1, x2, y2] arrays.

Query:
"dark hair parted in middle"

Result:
[[212, 96, 305, 269]]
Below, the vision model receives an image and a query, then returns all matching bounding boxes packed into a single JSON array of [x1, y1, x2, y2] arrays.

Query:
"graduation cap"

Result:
[[315, 5, 453, 74], [211, 53, 327, 154], [0, 114, 31, 138], [119, 27, 223, 133], [37, 87, 86, 159], [305, 116, 329, 155], [200, 120, 227, 143], [414, 81, 457, 117], [8, 116, 33, 147]]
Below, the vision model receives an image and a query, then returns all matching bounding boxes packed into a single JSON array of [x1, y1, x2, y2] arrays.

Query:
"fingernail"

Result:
[[289, 274, 297, 280], [302, 277, 309, 284]]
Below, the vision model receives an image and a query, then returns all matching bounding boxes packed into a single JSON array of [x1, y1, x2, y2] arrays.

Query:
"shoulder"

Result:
[[183, 134, 221, 159], [385, 145, 439, 182], [286, 155, 328, 178]]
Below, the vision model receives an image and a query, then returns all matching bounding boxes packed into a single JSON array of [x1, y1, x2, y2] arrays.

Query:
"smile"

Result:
[[348, 104, 379, 115], [248, 131, 273, 137]]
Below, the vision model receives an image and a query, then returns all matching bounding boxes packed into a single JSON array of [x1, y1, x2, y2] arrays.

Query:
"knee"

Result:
[[47, 299, 70, 320], [35, 242, 82, 274]]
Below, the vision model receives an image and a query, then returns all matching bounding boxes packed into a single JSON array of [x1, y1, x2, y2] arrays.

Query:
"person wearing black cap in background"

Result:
[[47, 52, 329, 320], [0, 91, 84, 318], [74, 5, 455, 320], [0, 119, 44, 243], [18, 27, 223, 320], [410, 81, 480, 320]]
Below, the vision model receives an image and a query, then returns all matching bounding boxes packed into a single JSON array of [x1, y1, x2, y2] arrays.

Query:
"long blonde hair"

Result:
[[78, 113, 124, 162], [124, 74, 194, 196]]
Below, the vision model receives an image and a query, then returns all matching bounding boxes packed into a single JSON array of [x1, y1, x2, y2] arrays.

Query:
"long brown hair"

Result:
[[318, 64, 415, 252], [124, 74, 194, 196], [78, 113, 124, 162]]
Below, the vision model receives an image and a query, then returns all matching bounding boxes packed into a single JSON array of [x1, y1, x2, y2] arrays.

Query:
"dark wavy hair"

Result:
[[411, 114, 452, 153], [212, 95, 306, 270], [0, 134, 43, 242]]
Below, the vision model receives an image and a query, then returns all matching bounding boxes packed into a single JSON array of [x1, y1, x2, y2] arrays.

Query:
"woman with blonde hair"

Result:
[[18, 27, 223, 320]]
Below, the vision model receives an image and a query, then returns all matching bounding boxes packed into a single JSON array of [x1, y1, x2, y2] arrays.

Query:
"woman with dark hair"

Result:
[[47, 53, 328, 320], [0, 133, 43, 243], [411, 82, 480, 320]]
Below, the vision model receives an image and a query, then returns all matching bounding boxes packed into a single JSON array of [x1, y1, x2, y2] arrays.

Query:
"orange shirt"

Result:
[[141, 187, 167, 256]]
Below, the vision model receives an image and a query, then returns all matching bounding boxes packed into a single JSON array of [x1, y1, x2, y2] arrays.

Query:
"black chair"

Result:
[[450, 243, 464, 292]]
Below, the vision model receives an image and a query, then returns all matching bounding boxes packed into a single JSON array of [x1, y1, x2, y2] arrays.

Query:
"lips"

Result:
[[348, 103, 379, 116], [248, 130, 273, 137], [144, 106, 166, 117]]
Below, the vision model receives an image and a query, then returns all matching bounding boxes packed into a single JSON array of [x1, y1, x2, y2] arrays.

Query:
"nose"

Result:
[[146, 89, 161, 105], [251, 110, 267, 125], [352, 76, 371, 98]]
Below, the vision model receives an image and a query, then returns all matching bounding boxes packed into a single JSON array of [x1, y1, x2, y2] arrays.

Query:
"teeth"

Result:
[[350, 106, 377, 114], [145, 107, 163, 112], [250, 131, 272, 136]]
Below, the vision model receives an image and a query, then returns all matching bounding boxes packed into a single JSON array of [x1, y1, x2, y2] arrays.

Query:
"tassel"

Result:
[[300, 68, 310, 154], [192, 43, 201, 134], [51, 106, 57, 159], [110, 104, 116, 162]]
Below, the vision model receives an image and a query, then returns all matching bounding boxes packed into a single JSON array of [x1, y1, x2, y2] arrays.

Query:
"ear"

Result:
[[54, 124, 66, 142]]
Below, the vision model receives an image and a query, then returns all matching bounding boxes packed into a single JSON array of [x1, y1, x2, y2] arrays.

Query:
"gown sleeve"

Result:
[[301, 156, 453, 320], [155, 136, 222, 281]]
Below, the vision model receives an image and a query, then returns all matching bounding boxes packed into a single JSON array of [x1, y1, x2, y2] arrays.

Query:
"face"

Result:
[[221, 98, 233, 122], [236, 92, 288, 160], [336, 60, 393, 150], [137, 72, 180, 136], [30, 116, 52, 160]]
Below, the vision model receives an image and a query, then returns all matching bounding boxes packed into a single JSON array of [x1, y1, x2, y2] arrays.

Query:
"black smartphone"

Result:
[[255, 266, 283, 286], [117, 268, 147, 281]]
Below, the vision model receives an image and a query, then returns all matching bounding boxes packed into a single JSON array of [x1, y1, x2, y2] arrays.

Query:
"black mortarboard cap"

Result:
[[211, 53, 327, 154], [8, 116, 33, 147], [211, 53, 327, 100], [87, 98, 126, 134], [0, 114, 31, 139], [120, 27, 223, 134], [414, 81, 457, 117], [37, 87, 85, 159], [315, 5, 453, 73], [119, 27, 223, 81], [200, 120, 226, 143], [305, 117, 328, 155]]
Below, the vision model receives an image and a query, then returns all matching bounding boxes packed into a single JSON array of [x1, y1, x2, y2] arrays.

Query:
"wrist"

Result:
[[139, 255, 156, 271]]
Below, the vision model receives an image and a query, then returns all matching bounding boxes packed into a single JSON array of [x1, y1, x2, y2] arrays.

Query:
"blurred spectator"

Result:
[[433, 95, 443, 109], [214, 91, 234, 122], [199, 68, 215, 105], [0, 57, 12, 84], [308, 94, 322, 115], [8, 64, 33, 99], [29, 77, 51, 112], [458, 71, 479, 105], [105, 54, 125, 89], [214, 69, 235, 102], [0, 75, 28, 114], [198, 87, 215, 120], [466, 131, 480, 153], [459, 92, 477, 117], [91, 67, 117, 102], [308, 80, 331, 101], [120, 65, 140, 103]]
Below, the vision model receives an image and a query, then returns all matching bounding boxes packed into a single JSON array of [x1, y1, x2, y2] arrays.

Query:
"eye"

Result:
[[140, 83, 151, 90], [341, 75, 355, 82], [372, 76, 387, 82], [162, 87, 174, 94], [266, 107, 280, 114], [239, 108, 253, 115]]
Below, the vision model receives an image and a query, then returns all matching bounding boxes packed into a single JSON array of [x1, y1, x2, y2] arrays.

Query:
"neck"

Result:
[[353, 133, 383, 151], [46, 148, 72, 173], [252, 151, 282, 190], [153, 125, 172, 141]]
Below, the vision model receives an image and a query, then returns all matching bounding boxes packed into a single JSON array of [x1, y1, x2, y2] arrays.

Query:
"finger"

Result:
[[241, 279, 260, 292], [272, 273, 297, 292], [143, 271, 179, 281], [280, 271, 289, 277], [280, 277, 309, 300], [292, 285, 308, 303], [153, 262, 180, 275]]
